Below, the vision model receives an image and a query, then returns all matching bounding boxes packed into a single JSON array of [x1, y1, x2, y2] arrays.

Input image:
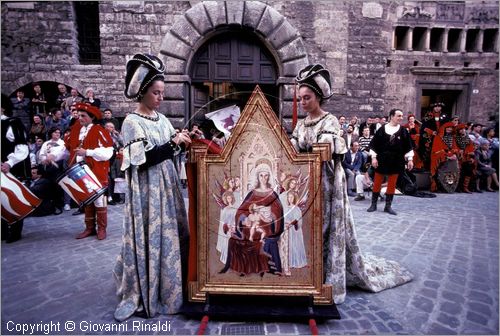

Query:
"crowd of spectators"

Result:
[[9, 82, 500, 218], [10, 84, 126, 216], [339, 110, 499, 200]]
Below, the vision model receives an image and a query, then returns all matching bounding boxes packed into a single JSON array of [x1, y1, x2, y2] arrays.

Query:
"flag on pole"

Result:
[[205, 104, 241, 137]]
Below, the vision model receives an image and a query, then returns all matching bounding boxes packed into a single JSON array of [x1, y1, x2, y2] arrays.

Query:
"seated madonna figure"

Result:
[[219, 164, 284, 276]]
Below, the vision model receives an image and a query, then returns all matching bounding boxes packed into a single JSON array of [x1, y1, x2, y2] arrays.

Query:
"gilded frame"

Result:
[[189, 86, 332, 304]]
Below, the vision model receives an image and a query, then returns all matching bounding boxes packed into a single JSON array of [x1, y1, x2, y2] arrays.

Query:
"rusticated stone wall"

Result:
[[1, 1, 498, 126]]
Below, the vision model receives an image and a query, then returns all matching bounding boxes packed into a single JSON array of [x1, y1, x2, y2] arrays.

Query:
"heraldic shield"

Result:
[[437, 159, 460, 193]]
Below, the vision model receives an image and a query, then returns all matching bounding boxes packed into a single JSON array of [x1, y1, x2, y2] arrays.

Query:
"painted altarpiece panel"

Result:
[[189, 86, 332, 304]]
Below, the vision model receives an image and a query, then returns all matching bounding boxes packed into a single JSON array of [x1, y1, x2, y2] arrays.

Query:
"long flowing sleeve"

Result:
[[121, 118, 153, 170], [318, 115, 347, 155]]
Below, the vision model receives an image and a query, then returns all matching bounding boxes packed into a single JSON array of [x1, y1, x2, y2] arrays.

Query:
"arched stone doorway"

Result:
[[158, 1, 309, 131]]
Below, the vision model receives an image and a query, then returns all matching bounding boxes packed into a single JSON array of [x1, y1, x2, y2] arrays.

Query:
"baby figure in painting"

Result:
[[245, 203, 267, 242]]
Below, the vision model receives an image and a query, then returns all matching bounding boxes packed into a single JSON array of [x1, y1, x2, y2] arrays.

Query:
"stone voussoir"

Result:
[[203, 1, 227, 28], [268, 19, 299, 50], [225, 1, 244, 25], [185, 2, 213, 35], [169, 15, 201, 47], [256, 5, 284, 37], [277, 38, 307, 63], [242, 1, 267, 28], [160, 31, 191, 60]]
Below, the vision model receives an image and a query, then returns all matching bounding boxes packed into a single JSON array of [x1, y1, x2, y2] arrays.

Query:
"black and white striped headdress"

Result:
[[124, 53, 165, 100], [295, 64, 333, 100]]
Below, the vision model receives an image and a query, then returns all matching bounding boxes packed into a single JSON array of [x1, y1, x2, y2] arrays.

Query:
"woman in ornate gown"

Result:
[[113, 53, 192, 321], [290, 64, 413, 304]]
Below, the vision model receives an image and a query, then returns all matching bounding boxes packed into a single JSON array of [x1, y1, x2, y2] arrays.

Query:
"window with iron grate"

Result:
[[74, 2, 101, 65]]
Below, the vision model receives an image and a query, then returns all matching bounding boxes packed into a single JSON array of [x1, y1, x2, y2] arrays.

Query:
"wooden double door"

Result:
[[190, 32, 279, 133]]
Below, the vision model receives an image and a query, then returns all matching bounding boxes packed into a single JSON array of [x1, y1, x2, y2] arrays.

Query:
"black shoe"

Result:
[[367, 192, 380, 212], [6, 234, 21, 244], [354, 194, 365, 201], [108, 200, 117, 205], [384, 206, 397, 215], [72, 209, 84, 216], [383, 194, 397, 215]]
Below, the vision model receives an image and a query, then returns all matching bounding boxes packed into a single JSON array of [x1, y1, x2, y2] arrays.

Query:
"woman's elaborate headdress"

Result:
[[295, 64, 333, 100], [124, 53, 165, 100]]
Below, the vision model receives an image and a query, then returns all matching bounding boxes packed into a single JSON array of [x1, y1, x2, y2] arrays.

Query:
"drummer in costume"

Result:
[[65, 102, 113, 240], [368, 108, 414, 215], [418, 102, 448, 170], [429, 121, 460, 192], [1, 94, 31, 243]]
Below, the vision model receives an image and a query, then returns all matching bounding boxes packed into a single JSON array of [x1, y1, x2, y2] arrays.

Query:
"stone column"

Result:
[[460, 29, 467, 53], [392, 28, 396, 50], [495, 30, 499, 53], [442, 28, 449, 53], [407, 27, 414, 51], [425, 28, 431, 52], [477, 29, 484, 53]]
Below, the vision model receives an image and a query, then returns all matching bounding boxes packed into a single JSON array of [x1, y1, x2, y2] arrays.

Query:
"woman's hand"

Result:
[[190, 128, 204, 139], [172, 131, 192, 148], [371, 157, 378, 168]]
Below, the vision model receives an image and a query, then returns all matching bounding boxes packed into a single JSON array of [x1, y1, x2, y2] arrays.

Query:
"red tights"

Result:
[[372, 173, 399, 195]]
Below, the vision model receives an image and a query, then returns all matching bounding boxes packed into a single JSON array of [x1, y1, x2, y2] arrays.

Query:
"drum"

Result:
[[57, 162, 107, 208], [1, 172, 42, 224]]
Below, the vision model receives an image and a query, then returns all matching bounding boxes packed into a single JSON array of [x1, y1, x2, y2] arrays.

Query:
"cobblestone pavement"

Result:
[[2, 191, 498, 335]]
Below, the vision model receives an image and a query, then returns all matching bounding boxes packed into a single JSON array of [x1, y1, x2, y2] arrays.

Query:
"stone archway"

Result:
[[157, 1, 309, 129], [2, 72, 84, 97]]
